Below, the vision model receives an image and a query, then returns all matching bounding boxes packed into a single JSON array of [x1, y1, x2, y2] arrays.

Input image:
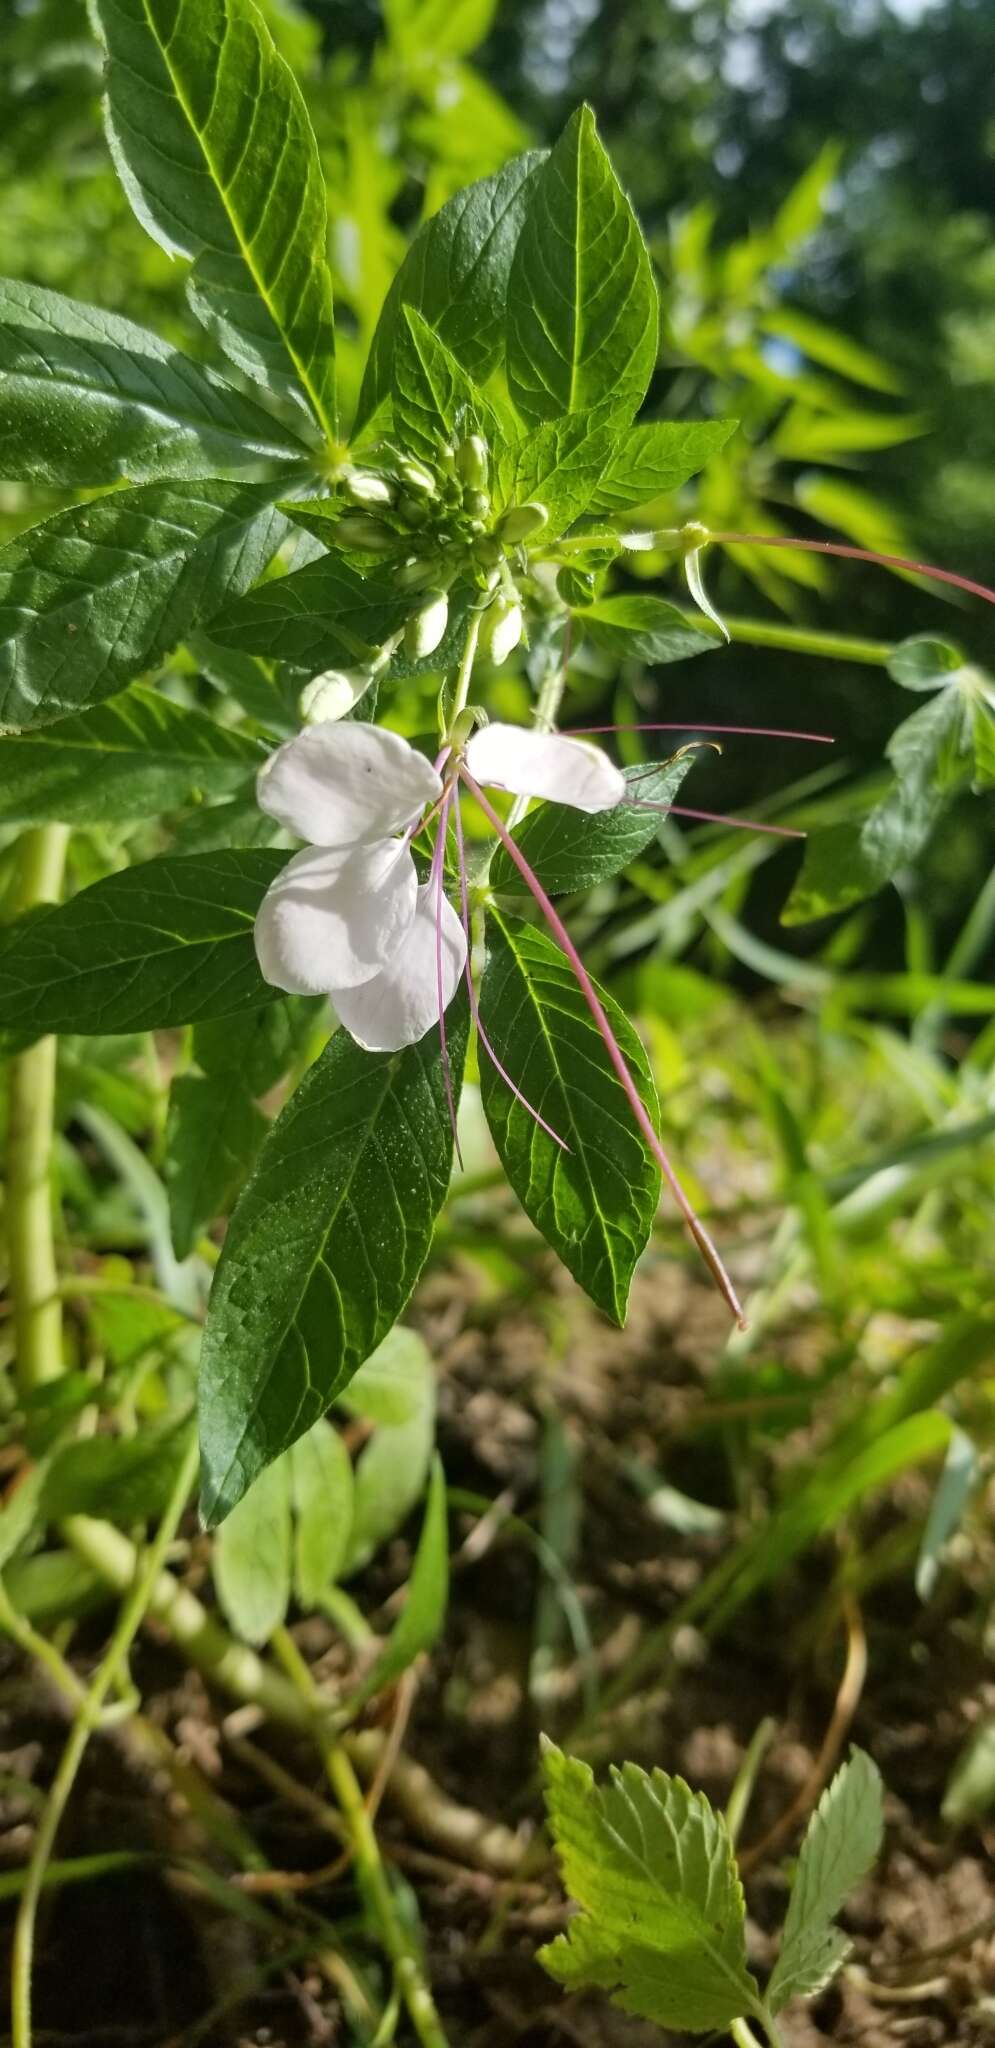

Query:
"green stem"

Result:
[[725, 1717, 778, 1849], [4, 826, 70, 1392], [11, 1432, 200, 2048], [446, 603, 484, 737], [731, 2016, 784, 2048], [272, 1629, 450, 2048], [720, 614, 892, 666]]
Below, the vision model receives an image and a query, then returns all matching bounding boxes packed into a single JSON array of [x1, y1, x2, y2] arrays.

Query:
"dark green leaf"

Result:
[[0, 276, 309, 485], [0, 685, 263, 826], [490, 758, 699, 897], [289, 1419, 354, 1605], [193, 1001, 316, 1094], [539, 1743, 762, 2032], [355, 152, 545, 436], [586, 419, 737, 516], [198, 1002, 467, 1525], [767, 1749, 884, 2012], [213, 1451, 292, 1645], [394, 307, 508, 464], [506, 106, 657, 426], [478, 916, 659, 1323], [578, 594, 717, 664], [343, 1455, 449, 1716], [165, 1070, 267, 1260], [191, 631, 298, 736], [0, 849, 286, 1034], [211, 550, 410, 669], [0, 481, 288, 730], [90, 0, 336, 434], [41, 1417, 195, 1523]]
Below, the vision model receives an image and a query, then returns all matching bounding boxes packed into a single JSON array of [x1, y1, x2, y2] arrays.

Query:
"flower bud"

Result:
[[404, 589, 449, 661], [333, 514, 397, 552], [398, 494, 430, 527], [396, 456, 437, 497], [397, 555, 437, 590], [497, 501, 548, 544], [299, 668, 370, 723], [462, 488, 490, 519], [481, 593, 523, 667], [455, 433, 488, 491], [472, 534, 503, 569], [341, 467, 393, 508]]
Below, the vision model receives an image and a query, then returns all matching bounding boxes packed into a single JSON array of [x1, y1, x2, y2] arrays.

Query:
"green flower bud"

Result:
[[341, 467, 393, 508], [397, 555, 437, 590], [333, 514, 397, 553], [462, 488, 490, 519], [396, 456, 437, 496], [497, 501, 549, 544], [405, 589, 449, 661], [398, 494, 430, 527], [472, 534, 503, 569], [481, 593, 523, 667], [455, 433, 488, 490], [299, 667, 370, 723]]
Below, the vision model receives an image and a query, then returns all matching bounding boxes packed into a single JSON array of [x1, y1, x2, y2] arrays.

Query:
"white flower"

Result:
[[254, 720, 625, 1053]]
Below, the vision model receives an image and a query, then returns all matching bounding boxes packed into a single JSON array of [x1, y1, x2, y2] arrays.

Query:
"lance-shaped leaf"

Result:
[[539, 1743, 763, 2033], [0, 480, 288, 730], [198, 999, 468, 1526], [506, 106, 658, 426], [89, 0, 337, 434], [211, 549, 412, 669], [478, 916, 660, 1323], [767, 1748, 884, 2012], [490, 758, 700, 899], [394, 307, 510, 464], [586, 418, 737, 516], [0, 277, 311, 486], [0, 686, 263, 826], [355, 151, 545, 435], [0, 850, 286, 1036], [165, 1071, 267, 1261]]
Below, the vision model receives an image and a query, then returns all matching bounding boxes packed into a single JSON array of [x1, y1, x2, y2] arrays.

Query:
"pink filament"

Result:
[[704, 531, 995, 608], [451, 784, 569, 1152], [629, 799, 805, 840], [431, 797, 463, 1171], [459, 765, 745, 1325], [570, 721, 835, 744]]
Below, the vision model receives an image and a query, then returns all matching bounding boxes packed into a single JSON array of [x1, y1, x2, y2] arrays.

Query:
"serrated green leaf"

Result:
[[0, 481, 288, 730], [478, 915, 659, 1323], [355, 152, 545, 436], [767, 1748, 884, 2012], [211, 550, 411, 670], [394, 307, 508, 464], [492, 409, 618, 541], [165, 1070, 266, 1260], [213, 1450, 292, 1645], [539, 1743, 761, 2033], [578, 594, 717, 665], [341, 1335, 436, 1576], [198, 1001, 467, 1526], [586, 419, 737, 516], [343, 1455, 449, 1715], [0, 850, 285, 1035], [490, 758, 699, 898], [89, 0, 336, 434], [506, 106, 657, 427], [0, 685, 263, 826], [289, 1418, 354, 1605], [0, 276, 309, 485]]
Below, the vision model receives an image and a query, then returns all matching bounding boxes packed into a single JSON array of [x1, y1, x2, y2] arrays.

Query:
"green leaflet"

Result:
[[354, 151, 545, 435], [0, 276, 310, 486], [289, 1419, 354, 1605], [478, 916, 660, 1323], [40, 1418, 195, 1525], [394, 307, 510, 464], [0, 850, 286, 1035], [340, 1329, 436, 1574], [506, 106, 658, 427], [211, 549, 411, 669], [198, 1000, 468, 1526], [490, 758, 700, 898], [165, 1072, 267, 1261], [539, 1744, 763, 2033], [0, 686, 263, 826], [0, 481, 289, 730], [213, 1451, 292, 1645], [585, 418, 738, 515], [767, 1749, 884, 2011], [492, 410, 618, 541], [89, 0, 337, 434], [578, 593, 717, 664]]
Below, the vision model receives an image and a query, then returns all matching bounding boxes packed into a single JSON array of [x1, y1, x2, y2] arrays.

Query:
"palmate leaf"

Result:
[[586, 418, 737, 516], [0, 481, 289, 730], [89, 0, 337, 434], [0, 277, 311, 486], [478, 915, 660, 1323], [540, 1744, 763, 2033], [490, 758, 700, 899], [355, 152, 545, 436], [211, 549, 412, 670], [506, 106, 658, 428], [0, 685, 263, 826], [0, 850, 285, 1036], [767, 1748, 884, 2012], [198, 999, 469, 1526]]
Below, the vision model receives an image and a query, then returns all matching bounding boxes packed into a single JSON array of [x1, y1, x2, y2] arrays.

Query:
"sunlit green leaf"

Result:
[[0, 686, 262, 826], [490, 758, 699, 898], [767, 1749, 884, 2012]]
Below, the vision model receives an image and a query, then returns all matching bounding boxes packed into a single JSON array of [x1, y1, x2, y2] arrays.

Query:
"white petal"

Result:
[[257, 722, 441, 845], [332, 884, 467, 1053], [464, 723, 625, 813], [255, 840, 417, 996]]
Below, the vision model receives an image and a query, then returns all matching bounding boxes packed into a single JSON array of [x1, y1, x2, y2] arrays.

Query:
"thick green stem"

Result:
[[720, 614, 892, 666], [4, 826, 70, 1392]]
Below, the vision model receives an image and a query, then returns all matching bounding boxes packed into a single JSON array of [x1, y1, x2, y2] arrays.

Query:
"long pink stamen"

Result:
[[629, 799, 805, 840], [431, 797, 463, 1170], [571, 722, 835, 744], [704, 531, 995, 608], [459, 766, 745, 1325], [451, 785, 569, 1152]]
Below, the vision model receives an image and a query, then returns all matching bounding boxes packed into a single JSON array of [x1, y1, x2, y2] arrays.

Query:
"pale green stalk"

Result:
[[4, 826, 70, 1391]]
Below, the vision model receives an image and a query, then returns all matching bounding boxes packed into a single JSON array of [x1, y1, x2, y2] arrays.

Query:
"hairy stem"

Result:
[[4, 826, 69, 1392], [11, 1432, 200, 2048]]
